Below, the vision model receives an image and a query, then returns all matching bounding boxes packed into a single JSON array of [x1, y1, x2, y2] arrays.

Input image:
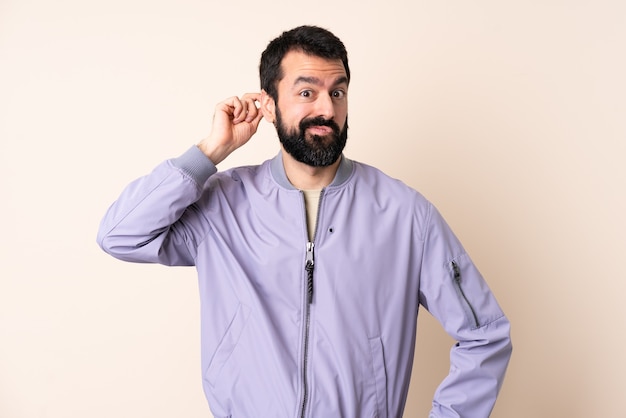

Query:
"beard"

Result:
[[275, 107, 348, 167]]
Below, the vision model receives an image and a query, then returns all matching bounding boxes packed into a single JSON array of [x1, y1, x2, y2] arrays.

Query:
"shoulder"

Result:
[[335, 159, 436, 241], [204, 160, 271, 193], [350, 159, 428, 203], [348, 159, 433, 222]]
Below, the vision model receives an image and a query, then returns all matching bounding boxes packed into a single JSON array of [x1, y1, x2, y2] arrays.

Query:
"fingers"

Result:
[[201, 93, 265, 165], [230, 93, 262, 125]]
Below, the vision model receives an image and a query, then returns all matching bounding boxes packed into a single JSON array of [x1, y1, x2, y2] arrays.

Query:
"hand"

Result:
[[198, 93, 265, 165]]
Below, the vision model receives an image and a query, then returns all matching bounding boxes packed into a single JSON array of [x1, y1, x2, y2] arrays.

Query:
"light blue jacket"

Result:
[[97, 146, 512, 418]]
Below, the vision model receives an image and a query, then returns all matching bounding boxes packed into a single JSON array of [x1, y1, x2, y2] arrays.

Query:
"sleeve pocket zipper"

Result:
[[451, 260, 481, 328]]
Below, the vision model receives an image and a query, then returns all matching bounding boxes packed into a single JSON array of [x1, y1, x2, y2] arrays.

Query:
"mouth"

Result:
[[306, 125, 334, 136]]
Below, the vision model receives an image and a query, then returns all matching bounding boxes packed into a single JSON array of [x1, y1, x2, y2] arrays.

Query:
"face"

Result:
[[265, 50, 349, 167]]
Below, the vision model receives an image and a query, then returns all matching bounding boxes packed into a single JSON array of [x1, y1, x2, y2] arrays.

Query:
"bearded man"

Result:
[[98, 25, 512, 418]]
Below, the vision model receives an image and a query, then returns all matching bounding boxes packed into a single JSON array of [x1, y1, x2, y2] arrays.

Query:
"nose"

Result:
[[314, 92, 335, 120]]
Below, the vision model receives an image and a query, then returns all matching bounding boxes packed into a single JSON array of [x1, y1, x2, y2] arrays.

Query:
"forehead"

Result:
[[279, 50, 347, 87]]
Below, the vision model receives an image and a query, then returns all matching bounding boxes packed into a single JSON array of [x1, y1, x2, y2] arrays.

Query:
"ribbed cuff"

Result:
[[171, 145, 218, 185]]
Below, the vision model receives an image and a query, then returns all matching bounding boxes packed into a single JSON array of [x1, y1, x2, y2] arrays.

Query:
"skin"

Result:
[[198, 50, 349, 190]]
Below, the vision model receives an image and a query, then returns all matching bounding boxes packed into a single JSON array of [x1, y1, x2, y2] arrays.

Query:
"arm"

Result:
[[96, 93, 265, 265], [419, 205, 512, 417]]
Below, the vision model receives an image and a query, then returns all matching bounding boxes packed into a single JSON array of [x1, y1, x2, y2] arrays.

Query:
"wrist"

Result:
[[197, 137, 230, 166]]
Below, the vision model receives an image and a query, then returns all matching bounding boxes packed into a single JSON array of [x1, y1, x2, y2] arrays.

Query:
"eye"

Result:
[[332, 89, 346, 99], [299, 90, 312, 98]]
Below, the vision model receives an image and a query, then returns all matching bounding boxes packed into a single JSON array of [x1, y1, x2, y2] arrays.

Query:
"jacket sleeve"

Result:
[[418, 203, 512, 418], [96, 146, 217, 266]]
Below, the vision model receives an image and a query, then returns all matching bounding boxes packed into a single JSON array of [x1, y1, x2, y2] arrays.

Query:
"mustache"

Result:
[[299, 116, 341, 134]]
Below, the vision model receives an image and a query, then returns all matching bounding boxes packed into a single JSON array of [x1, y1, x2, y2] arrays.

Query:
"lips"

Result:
[[307, 125, 334, 135]]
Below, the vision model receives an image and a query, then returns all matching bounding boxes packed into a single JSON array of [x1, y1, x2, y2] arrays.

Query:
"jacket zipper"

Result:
[[451, 260, 480, 328], [299, 189, 324, 418]]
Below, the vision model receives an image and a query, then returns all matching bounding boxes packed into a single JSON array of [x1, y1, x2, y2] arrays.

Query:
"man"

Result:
[[97, 25, 512, 417]]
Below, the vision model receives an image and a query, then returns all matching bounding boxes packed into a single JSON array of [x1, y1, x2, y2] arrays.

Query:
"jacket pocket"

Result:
[[450, 259, 481, 329], [369, 337, 388, 418], [446, 255, 506, 331], [205, 303, 251, 388]]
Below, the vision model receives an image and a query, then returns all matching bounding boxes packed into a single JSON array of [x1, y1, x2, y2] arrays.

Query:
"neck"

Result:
[[281, 147, 341, 190]]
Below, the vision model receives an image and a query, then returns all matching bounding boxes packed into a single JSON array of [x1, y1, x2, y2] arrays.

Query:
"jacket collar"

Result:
[[270, 151, 354, 190]]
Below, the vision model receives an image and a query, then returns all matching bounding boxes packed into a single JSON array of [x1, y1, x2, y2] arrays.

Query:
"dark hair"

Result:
[[260, 25, 350, 101]]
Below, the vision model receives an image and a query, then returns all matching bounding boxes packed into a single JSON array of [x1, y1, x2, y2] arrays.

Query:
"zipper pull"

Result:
[[306, 242, 315, 267], [305, 242, 315, 304], [452, 260, 461, 282]]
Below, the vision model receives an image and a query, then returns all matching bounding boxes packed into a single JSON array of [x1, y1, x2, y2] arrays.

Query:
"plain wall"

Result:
[[1, 1, 625, 417]]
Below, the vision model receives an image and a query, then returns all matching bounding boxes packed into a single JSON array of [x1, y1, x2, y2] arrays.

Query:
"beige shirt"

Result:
[[302, 189, 322, 241]]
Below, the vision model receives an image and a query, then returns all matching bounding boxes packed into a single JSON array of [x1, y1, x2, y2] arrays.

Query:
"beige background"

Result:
[[1, 0, 625, 417]]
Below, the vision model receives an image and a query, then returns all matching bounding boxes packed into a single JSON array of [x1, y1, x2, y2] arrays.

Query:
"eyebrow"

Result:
[[294, 75, 349, 87]]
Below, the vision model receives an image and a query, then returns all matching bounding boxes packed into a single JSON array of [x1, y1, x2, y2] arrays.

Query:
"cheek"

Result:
[[279, 102, 307, 126], [336, 106, 348, 126], [290, 110, 310, 127], [335, 100, 348, 116]]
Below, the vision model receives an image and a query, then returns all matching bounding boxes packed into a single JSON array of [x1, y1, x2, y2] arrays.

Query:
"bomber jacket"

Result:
[[97, 146, 512, 418]]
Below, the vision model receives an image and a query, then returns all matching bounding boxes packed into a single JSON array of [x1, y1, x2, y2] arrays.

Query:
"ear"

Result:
[[260, 90, 276, 124]]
